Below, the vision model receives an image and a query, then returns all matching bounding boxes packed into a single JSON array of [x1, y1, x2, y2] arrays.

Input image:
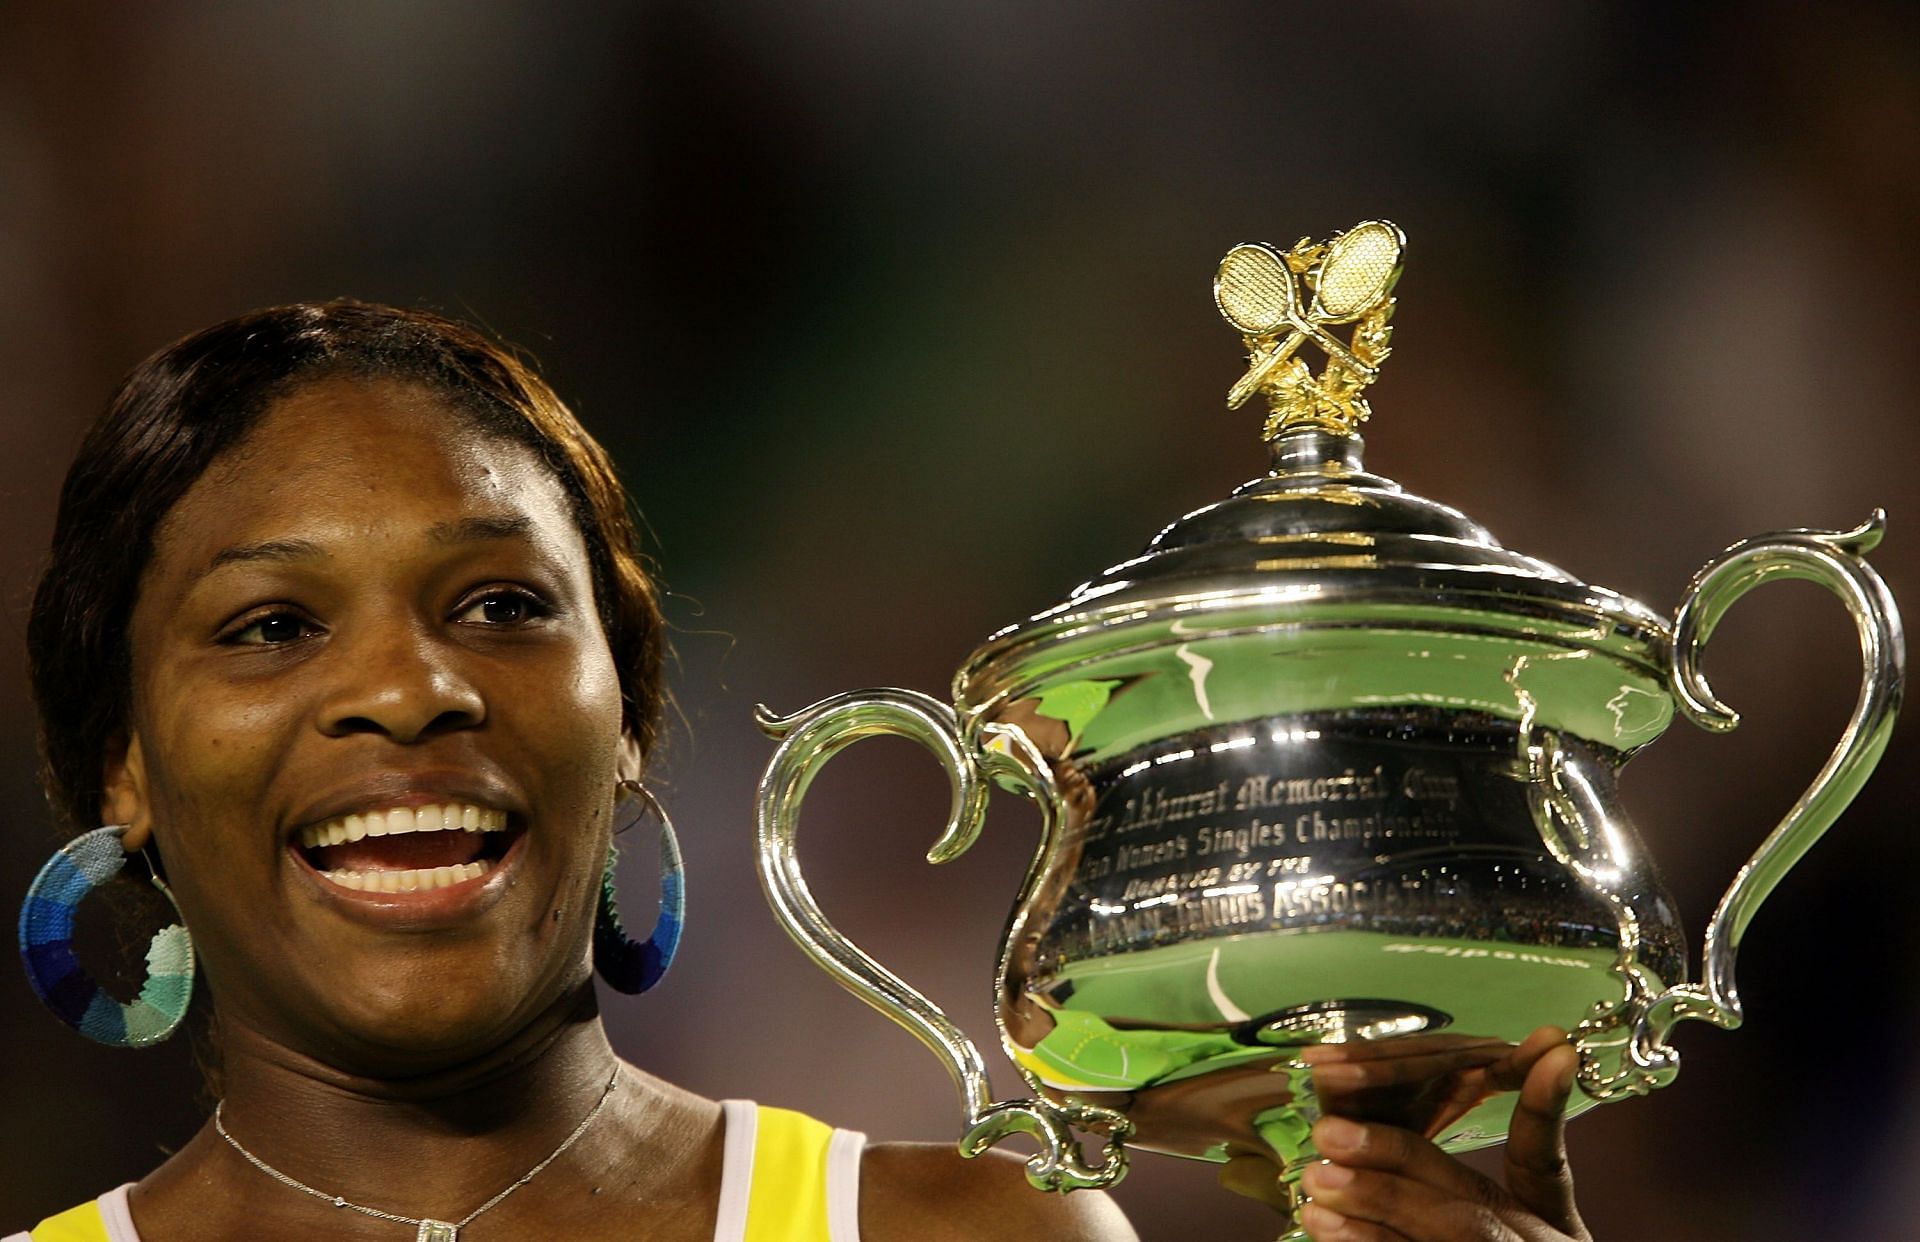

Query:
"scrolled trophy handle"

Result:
[[1589, 512, 1904, 1096], [754, 688, 1131, 1191]]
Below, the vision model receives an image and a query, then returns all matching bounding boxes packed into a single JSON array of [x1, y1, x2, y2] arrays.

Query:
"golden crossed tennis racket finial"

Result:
[[1214, 220, 1404, 439]]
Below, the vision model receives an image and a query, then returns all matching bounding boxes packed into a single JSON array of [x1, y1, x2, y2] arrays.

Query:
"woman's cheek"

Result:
[[529, 645, 626, 773], [143, 692, 298, 894]]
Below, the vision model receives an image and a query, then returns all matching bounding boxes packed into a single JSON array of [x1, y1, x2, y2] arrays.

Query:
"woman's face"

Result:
[[107, 376, 630, 1070]]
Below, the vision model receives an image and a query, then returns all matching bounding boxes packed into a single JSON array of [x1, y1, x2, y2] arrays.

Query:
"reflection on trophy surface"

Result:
[[754, 220, 1904, 1235]]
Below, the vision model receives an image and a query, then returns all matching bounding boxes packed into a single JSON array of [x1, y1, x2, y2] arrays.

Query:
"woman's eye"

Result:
[[457, 589, 550, 627], [226, 612, 317, 646]]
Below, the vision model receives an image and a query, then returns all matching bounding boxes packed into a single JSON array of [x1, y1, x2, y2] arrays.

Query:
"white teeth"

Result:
[[296, 803, 508, 850], [320, 859, 491, 893]]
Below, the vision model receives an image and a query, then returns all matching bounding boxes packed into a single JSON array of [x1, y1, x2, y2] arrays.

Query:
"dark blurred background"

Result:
[[3, 3, 1917, 1238]]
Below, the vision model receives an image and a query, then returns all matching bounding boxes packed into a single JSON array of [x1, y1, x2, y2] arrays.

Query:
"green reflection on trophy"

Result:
[[753, 221, 1905, 1233]]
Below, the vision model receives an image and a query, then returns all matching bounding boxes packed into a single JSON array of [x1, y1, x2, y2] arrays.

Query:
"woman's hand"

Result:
[[1295, 1026, 1592, 1241]]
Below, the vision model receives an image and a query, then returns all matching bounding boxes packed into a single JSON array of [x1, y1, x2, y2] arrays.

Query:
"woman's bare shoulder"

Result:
[[858, 1142, 1137, 1242]]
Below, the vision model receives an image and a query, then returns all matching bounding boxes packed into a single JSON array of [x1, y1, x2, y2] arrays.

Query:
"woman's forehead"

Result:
[[152, 377, 580, 576]]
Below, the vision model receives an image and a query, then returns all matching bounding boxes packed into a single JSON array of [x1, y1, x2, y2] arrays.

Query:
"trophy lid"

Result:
[[955, 222, 1674, 753]]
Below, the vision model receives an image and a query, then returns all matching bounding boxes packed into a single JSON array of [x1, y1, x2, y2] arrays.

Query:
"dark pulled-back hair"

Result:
[[29, 300, 666, 831]]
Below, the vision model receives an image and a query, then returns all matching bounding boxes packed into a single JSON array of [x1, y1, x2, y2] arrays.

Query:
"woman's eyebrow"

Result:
[[197, 517, 534, 581], [429, 515, 534, 544], [204, 538, 326, 575]]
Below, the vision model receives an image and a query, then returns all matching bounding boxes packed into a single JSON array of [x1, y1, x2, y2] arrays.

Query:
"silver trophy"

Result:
[[753, 221, 1904, 1232]]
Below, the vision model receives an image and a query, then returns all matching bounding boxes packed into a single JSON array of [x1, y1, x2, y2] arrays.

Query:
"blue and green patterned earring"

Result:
[[18, 825, 195, 1047], [593, 782, 684, 994]]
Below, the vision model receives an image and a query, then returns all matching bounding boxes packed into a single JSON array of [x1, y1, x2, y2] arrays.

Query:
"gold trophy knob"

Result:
[[1215, 219, 1404, 440]]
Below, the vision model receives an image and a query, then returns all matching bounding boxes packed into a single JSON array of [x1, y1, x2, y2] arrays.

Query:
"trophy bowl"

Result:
[[753, 221, 1904, 1231]]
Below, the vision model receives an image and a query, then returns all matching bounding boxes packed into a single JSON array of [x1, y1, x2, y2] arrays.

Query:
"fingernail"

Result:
[[1314, 1115, 1365, 1153], [1301, 1202, 1347, 1234], [1311, 1062, 1367, 1090], [1302, 1160, 1353, 1191]]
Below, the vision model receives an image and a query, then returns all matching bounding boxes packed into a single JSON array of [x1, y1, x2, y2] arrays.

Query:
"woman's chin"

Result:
[[281, 954, 595, 1077]]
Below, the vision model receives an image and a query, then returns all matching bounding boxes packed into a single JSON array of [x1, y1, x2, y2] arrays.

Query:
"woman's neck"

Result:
[[166, 986, 668, 1228]]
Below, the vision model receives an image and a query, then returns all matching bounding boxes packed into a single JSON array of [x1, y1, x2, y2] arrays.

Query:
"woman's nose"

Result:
[[317, 621, 486, 742]]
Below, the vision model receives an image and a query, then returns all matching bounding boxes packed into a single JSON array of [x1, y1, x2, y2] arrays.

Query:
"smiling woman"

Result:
[[7, 303, 1135, 1242]]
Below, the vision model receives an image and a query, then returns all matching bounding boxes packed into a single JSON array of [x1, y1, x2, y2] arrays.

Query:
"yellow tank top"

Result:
[[13, 1197, 120, 1242], [12, 1102, 865, 1242]]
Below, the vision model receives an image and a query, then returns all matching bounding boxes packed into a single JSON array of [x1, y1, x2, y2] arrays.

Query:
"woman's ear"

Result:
[[614, 732, 645, 786], [101, 732, 155, 851]]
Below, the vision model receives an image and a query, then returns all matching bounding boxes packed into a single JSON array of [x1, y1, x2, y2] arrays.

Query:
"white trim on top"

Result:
[[825, 1127, 866, 1242], [713, 1100, 759, 1242]]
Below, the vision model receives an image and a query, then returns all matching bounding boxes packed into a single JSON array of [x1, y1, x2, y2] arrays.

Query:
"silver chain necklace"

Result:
[[213, 1067, 621, 1242]]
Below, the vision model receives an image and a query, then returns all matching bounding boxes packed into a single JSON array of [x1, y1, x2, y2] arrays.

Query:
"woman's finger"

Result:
[[1301, 1200, 1417, 1241], [1311, 1115, 1500, 1204], [1301, 1161, 1513, 1242], [1500, 1041, 1583, 1234], [1483, 1025, 1571, 1094], [1309, 1044, 1510, 1094]]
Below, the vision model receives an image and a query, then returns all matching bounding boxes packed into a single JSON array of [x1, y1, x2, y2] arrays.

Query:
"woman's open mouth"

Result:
[[292, 803, 520, 894]]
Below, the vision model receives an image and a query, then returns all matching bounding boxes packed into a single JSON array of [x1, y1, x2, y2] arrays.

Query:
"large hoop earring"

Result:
[[17, 825, 195, 1047], [594, 782, 685, 994]]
